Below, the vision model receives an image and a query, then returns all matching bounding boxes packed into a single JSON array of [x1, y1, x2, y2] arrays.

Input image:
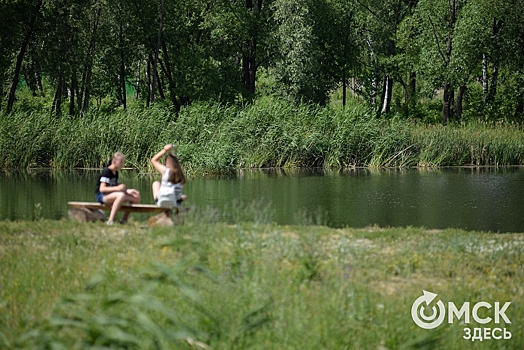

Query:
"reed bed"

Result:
[[1, 98, 523, 173]]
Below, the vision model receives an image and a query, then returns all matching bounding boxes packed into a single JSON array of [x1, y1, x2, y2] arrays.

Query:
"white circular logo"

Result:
[[411, 290, 446, 329]]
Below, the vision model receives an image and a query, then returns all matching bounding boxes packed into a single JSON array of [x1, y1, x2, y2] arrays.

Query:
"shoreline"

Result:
[[2, 164, 524, 173]]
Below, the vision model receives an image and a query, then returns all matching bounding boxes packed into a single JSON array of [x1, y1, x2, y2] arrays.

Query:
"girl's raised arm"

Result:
[[151, 144, 172, 174]]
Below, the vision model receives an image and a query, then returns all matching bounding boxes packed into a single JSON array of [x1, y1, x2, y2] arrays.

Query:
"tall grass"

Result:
[[1, 217, 523, 349], [1, 97, 523, 172]]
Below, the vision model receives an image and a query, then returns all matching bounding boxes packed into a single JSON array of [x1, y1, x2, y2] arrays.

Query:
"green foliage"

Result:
[[271, 0, 330, 104], [17, 265, 204, 349], [1, 0, 524, 120]]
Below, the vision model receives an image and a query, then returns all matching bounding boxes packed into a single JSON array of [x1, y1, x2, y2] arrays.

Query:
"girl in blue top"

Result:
[[151, 144, 186, 208]]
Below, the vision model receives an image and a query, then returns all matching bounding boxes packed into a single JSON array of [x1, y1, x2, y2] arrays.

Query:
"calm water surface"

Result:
[[1, 167, 524, 232]]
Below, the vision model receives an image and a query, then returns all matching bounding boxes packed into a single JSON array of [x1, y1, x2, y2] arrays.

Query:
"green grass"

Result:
[[1, 216, 523, 349], [1, 97, 524, 173]]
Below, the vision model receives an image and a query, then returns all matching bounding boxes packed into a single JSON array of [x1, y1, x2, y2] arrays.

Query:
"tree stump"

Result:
[[148, 210, 175, 227], [68, 208, 106, 223], [148, 208, 188, 227]]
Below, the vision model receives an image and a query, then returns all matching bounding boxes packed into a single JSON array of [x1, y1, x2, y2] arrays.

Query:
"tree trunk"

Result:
[[442, 83, 453, 124], [7, 21, 31, 109], [51, 73, 64, 117], [380, 76, 393, 114], [24, 58, 42, 97], [6, 0, 42, 113], [119, 22, 126, 109], [69, 75, 77, 115], [82, 69, 93, 111], [115, 74, 122, 106], [242, 55, 250, 96], [441, 0, 455, 124], [407, 71, 416, 114], [135, 61, 141, 100], [409, 72, 416, 98], [152, 0, 165, 103], [342, 69, 347, 107], [399, 76, 410, 115], [242, 0, 258, 97], [160, 40, 181, 111], [82, 0, 102, 113], [487, 18, 502, 104], [442, 103, 450, 125], [55, 0, 78, 116], [450, 87, 455, 115], [367, 37, 378, 107], [25, 68, 38, 97], [34, 64, 43, 96], [146, 56, 151, 107], [77, 69, 84, 112], [155, 65, 165, 100], [482, 54, 489, 101], [455, 85, 465, 119], [341, 16, 352, 109], [488, 60, 499, 104], [249, 51, 256, 95], [242, 51, 256, 96], [516, 100, 523, 119]]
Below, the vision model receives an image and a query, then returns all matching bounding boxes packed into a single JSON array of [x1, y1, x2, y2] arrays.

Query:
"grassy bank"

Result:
[[1, 98, 524, 173], [1, 217, 523, 349]]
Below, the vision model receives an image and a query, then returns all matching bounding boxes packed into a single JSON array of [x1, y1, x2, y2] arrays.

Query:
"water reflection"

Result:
[[1, 167, 523, 232]]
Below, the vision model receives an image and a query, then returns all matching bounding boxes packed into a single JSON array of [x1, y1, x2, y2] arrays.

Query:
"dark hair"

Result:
[[166, 154, 185, 184]]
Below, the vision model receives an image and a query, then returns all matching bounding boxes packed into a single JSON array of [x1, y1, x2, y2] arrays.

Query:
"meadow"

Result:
[[1, 208, 523, 349], [1, 97, 523, 174]]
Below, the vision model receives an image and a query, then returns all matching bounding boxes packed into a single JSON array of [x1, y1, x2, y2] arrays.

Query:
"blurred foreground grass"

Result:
[[0, 219, 523, 349]]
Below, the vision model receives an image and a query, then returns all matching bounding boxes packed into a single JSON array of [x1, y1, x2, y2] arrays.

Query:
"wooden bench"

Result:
[[67, 201, 185, 226], [68, 201, 168, 213]]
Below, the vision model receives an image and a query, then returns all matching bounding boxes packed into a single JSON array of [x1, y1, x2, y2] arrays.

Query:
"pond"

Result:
[[1, 167, 524, 232]]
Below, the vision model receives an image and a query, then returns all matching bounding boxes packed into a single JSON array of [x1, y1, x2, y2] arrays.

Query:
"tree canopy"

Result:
[[1, 0, 523, 122]]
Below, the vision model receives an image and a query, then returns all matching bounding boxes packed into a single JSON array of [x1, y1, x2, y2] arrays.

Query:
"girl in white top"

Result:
[[151, 144, 186, 208]]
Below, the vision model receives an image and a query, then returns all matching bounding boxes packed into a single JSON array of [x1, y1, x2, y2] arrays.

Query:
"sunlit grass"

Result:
[[1, 216, 523, 349]]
